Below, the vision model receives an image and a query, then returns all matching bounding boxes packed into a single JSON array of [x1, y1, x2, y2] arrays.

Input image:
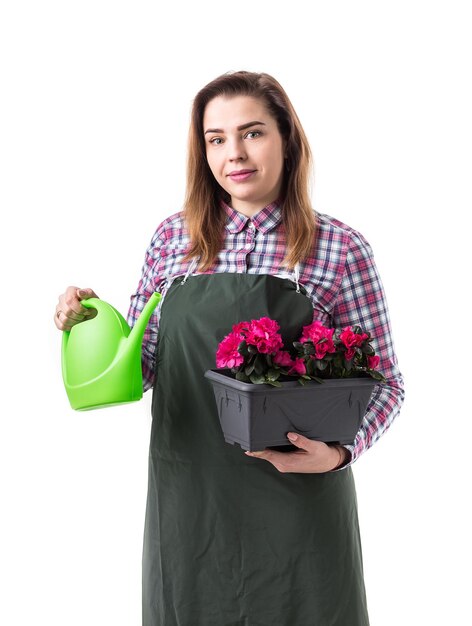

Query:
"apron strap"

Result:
[[181, 257, 200, 284], [293, 262, 301, 293]]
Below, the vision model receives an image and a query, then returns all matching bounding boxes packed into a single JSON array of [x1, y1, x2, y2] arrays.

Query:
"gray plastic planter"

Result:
[[204, 368, 378, 451]]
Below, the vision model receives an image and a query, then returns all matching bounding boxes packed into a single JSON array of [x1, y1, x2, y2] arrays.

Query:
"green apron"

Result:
[[143, 267, 369, 626]]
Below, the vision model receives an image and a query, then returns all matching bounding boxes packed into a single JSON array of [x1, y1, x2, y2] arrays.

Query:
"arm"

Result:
[[127, 226, 167, 392], [332, 230, 405, 468]]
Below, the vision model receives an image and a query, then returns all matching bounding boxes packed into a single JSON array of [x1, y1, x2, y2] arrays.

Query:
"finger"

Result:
[[55, 286, 95, 329], [59, 289, 87, 317], [76, 288, 99, 318], [76, 287, 99, 301], [286, 432, 314, 450], [57, 306, 88, 322], [54, 309, 73, 331], [61, 288, 94, 317], [245, 450, 268, 457], [245, 449, 296, 474], [245, 450, 278, 462], [53, 310, 63, 330]]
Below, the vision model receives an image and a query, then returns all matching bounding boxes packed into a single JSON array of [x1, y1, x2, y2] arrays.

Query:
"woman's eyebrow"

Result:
[[204, 121, 266, 135]]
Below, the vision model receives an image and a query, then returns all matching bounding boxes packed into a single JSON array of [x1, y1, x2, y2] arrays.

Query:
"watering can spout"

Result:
[[127, 291, 162, 354], [61, 291, 162, 411]]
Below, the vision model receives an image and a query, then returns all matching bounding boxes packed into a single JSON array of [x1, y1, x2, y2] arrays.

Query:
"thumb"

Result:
[[286, 432, 311, 449], [77, 288, 94, 299], [77, 288, 98, 318]]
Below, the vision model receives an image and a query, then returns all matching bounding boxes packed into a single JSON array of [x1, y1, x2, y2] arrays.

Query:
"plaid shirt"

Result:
[[127, 200, 405, 466]]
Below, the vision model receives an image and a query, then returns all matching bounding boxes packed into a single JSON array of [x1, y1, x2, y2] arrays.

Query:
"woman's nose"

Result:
[[227, 139, 247, 162]]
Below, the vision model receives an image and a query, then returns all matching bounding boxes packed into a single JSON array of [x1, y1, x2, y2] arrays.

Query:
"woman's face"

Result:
[[203, 95, 285, 217]]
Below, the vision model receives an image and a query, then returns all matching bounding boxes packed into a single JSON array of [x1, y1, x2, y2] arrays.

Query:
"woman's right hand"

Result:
[[54, 286, 99, 331]]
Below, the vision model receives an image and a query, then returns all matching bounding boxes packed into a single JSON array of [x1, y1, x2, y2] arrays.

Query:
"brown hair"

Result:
[[183, 70, 316, 271]]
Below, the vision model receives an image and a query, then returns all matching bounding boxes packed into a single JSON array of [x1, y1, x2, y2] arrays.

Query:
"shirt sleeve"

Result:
[[127, 225, 168, 392], [332, 230, 405, 468]]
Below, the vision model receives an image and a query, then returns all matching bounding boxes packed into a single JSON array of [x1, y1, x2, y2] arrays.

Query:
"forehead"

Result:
[[203, 95, 273, 130]]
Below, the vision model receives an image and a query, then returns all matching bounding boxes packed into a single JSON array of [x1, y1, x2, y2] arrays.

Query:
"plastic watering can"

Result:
[[61, 292, 161, 410]]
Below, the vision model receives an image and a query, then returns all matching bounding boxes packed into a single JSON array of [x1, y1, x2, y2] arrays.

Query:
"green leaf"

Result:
[[238, 340, 249, 357], [254, 355, 265, 375], [370, 371, 387, 383], [249, 373, 266, 384], [306, 358, 315, 376], [267, 368, 281, 381], [235, 371, 250, 382], [266, 379, 282, 387], [244, 363, 255, 376]]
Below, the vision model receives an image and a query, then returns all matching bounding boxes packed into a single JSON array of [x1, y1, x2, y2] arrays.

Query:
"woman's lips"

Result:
[[227, 170, 256, 182]]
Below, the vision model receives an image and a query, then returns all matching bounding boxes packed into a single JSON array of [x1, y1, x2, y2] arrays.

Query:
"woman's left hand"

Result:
[[245, 433, 350, 473]]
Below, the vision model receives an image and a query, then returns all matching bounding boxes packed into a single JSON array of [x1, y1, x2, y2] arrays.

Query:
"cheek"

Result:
[[266, 150, 285, 180], [261, 142, 284, 171], [206, 152, 222, 179]]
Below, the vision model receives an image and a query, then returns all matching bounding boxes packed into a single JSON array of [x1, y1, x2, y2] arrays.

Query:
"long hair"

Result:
[[183, 71, 316, 271]]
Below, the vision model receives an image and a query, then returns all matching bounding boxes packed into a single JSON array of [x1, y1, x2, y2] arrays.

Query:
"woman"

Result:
[[55, 71, 405, 625]]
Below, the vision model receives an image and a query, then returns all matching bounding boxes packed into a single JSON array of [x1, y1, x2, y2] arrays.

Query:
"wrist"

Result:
[[330, 445, 349, 471]]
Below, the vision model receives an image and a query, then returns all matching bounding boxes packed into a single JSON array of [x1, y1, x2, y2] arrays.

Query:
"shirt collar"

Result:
[[221, 199, 283, 234]]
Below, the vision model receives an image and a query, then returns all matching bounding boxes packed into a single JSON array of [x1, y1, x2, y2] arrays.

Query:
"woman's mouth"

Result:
[[227, 169, 256, 182]]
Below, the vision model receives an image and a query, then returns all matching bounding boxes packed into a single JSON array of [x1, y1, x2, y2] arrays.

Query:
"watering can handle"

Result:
[[79, 294, 161, 316], [80, 297, 103, 313], [75, 292, 161, 335]]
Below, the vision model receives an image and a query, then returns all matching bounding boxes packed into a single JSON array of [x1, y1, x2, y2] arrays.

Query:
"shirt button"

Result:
[[248, 221, 255, 231]]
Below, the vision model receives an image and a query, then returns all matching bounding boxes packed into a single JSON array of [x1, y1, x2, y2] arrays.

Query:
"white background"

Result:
[[1, 1, 470, 624]]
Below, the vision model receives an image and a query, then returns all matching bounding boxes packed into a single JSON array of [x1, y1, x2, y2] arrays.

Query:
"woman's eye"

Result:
[[209, 137, 223, 145], [245, 130, 262, 139]]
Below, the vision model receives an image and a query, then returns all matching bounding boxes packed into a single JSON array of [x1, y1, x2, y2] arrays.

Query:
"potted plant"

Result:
[[204, 317, 386, 451]]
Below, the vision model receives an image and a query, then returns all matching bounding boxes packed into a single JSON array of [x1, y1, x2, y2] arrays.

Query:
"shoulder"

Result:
[[151, 210, 187, 244], [315, 211, 374, 260], [145, 210, 189, 255], [296, 212, 376, 316]]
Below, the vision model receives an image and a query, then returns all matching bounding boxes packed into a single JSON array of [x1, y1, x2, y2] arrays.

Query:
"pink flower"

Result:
[[314, 338, 336, 359], [345, 348, 356, 361], [287, 357, 306, 376], [299, 321, 336, 359], [245, 317, 284, 354], [367, 355, 380, 370], [232, 321, 249, 334], [300, 320, 332, 344], [215, 315, 384, 385], [273, 350, 293, 367], [339, 326, 369, 349], [216, 331, 245, 368]]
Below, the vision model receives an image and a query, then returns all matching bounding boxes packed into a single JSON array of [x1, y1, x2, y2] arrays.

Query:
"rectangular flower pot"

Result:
[[204, 368, 378, 451]]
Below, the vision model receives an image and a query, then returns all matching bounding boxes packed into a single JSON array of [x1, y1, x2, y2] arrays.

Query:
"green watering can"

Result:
[[62, 292, 162, 411]]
